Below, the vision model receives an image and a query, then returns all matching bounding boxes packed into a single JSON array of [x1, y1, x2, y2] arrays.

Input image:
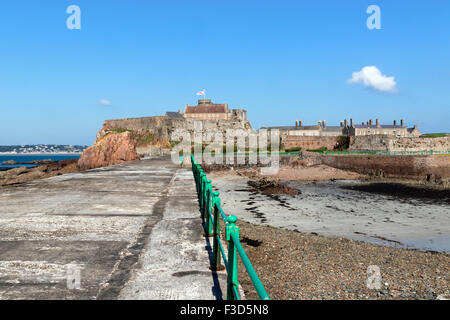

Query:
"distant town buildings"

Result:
[[0, 145, 88, 154]]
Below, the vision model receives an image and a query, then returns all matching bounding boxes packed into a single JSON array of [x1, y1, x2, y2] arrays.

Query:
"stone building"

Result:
[[261, 121, 346, 150], [261, 120, 345, 137], [346, 119, 421, 137], [261, 118, 421, 151], [266, 118, 421, 138]]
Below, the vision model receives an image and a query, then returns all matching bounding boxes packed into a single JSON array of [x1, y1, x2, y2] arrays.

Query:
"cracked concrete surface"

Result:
[[0, 156, 224, 300]]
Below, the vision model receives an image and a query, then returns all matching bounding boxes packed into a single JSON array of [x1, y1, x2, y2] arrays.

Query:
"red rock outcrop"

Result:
[[78, 131, 138, 170]]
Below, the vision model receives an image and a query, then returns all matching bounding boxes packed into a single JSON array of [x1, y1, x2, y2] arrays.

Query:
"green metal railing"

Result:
[[191, 154, 270, 300], [313, 150, 450, 156]]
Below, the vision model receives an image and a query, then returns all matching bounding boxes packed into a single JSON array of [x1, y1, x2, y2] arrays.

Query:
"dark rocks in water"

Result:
[[1, 159, 54, 165], [24, 159, 54, 165], [1, 160, 16, 165], [247, 178, 300, 195], [0, 159, 79, 186], [0, 166, 28, 178]]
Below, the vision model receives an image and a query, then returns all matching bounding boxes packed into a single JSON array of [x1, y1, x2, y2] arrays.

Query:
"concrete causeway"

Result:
[[0, 156, 225, 300]]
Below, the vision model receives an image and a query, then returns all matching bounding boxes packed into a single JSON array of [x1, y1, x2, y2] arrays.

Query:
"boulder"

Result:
[[78, 131, 138, 171]]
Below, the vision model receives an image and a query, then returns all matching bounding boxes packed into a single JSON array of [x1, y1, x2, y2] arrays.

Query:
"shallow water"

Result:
[[210, 175, 450, 253]]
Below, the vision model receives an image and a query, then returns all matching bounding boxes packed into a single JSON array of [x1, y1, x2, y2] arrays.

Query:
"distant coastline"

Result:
[[0, 154, 81, 169], [0, 152, 82, 155]]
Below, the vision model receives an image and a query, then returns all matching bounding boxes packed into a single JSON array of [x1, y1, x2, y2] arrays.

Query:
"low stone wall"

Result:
[[283, 136, 341, 150], [349, 135, 450, 152], [320, 154, 450, 183]]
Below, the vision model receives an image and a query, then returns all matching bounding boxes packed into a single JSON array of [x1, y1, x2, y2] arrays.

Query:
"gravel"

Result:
[[234, 221, 449, 300]]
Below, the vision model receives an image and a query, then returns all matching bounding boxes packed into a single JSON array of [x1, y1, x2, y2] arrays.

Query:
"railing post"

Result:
[[226, 215, 239, 300], [204, 179, 213, 236], [203, 176, 208, 215], [211, 192, 223, 270], [196, 165, 202, 193], [193, 164, 199, 193], [199, 172, 206, 218]]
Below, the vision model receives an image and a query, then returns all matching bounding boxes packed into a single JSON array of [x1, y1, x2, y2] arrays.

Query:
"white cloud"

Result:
[[348, 66, 398, 93], [99, 99, 112, 106]]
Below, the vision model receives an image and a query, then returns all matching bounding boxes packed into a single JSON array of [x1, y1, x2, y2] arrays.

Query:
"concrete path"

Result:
[[0, 156, 225, 300]]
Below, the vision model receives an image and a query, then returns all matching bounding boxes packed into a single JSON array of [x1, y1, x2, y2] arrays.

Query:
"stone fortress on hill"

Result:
[[98, 98, 449, 156]]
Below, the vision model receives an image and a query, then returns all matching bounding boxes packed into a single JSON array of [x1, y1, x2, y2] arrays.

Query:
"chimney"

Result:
[[394, 120, 397, 126], [318, 121, 322, 127], [295, 120, 299, 127], [362, 121, 365, 126], [376, 118, 380, 127], [369, 120, 372, 126], [322, 120, 326, 128], [299, 120, 302, 127], [401, 119, 404, 127], [340, 121, 344, 127], [344, 119, 348, 128], [414, 124, 418, 130], [350, 118, 354, 127]]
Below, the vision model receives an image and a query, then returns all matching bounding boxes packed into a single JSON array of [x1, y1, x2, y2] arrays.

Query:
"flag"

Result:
[[196, 89, 205, 96]]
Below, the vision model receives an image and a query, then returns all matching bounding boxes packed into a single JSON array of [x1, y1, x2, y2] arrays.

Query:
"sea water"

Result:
[[0, 154, 80, 170]]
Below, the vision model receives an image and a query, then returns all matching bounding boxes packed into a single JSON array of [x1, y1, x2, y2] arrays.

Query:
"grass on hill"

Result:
[[104, 128, 134, 134], [421, 133, 448, 138]]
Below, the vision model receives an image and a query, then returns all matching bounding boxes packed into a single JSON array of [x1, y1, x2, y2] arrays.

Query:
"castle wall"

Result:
[[283, 135, 341, 150], [320, 154, 450, 182], [349, 135, 450, 152], [99, 115, 253, 156]]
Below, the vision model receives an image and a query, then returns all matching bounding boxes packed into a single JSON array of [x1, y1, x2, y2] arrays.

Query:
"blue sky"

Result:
[[0, 0, 449, 145]]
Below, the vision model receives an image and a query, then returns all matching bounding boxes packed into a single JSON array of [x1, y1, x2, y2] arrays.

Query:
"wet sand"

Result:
[[208, 172, 450, 253]]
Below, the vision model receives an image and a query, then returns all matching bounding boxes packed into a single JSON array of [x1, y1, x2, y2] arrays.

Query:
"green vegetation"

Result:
[[307, 146, 328, 153], [284, 146, 302, 152], [421, 133, 448, 138], [136, 133, 154, 146], [105, 128, 134, 134]]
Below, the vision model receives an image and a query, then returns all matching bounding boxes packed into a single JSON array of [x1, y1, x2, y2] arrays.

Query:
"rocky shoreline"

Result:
[[0, 131, 143, 186], [0, 159, 80, 186], [236, 220, 449, 300]]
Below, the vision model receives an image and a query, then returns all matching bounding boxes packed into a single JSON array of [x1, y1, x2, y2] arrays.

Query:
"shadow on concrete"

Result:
[[201, 221, 225, 300]]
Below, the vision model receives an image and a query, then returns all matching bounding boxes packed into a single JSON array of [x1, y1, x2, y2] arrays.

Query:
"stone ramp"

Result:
[[0, 156, 224, 300]]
